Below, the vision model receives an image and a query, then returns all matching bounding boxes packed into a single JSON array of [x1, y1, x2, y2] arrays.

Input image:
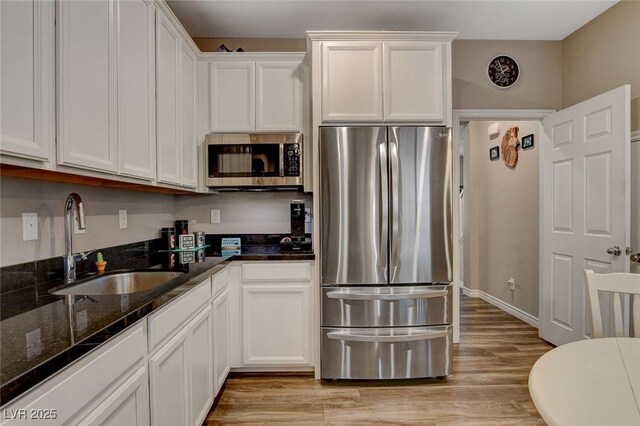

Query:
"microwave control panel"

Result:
[[284, 143, 301, 176]]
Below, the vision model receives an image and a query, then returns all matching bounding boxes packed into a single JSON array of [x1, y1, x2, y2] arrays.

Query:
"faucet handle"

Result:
[[74, 249, 97, 261]]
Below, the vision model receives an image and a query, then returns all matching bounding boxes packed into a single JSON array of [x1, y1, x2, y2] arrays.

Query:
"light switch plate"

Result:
[[119, 209, 127, 229], [22, 212, 38, 241], [211, 209, 221, 224], [305, 208, 311, 223]]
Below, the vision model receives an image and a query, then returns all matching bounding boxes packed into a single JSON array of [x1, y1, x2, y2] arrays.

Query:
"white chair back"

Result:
[[584, 269, 640, 338]]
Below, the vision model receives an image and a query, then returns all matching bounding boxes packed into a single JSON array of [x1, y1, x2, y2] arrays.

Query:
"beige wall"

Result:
[[562, 0, 640, 131], [194, 37, 306, 52], [175, 191, 313, 235], [0, 177, 176, 266], [452, 40, 563, 110], [463, 120, 540, 317]]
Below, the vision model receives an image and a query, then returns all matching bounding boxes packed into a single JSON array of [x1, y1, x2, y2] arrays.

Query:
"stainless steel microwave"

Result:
[[205, 133, 303, 188]]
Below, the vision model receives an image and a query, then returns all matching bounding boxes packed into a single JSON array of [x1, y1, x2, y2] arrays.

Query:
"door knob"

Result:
[[631, 253, 640, 263], [606, 245, 622, 256]]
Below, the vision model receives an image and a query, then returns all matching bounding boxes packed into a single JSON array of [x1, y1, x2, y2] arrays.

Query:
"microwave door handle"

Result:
[[279, 144, 284, 177]]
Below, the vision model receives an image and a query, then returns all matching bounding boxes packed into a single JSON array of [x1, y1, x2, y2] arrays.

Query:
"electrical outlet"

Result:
[[119, 209, 127, 229], [26, 328, 42, 360], [508, 278, 516, 291], [22, 213, 38, 241], [73, 209, 86, 235], [210, 209, 220, 224]]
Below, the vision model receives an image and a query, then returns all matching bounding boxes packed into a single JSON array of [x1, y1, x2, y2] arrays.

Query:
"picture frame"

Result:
[[489, 146, 500, 160], [521, 134, 534, 149]]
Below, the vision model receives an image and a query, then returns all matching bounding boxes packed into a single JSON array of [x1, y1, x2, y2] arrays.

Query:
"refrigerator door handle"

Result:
[[389, 135, 400, 280], [327, 329, 448, 343], [379, 141, 389, 278], [326, 289, 448, 300]]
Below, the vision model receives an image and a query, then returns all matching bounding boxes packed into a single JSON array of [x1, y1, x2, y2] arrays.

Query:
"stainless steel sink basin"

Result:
[[52, 271, 183, 296]]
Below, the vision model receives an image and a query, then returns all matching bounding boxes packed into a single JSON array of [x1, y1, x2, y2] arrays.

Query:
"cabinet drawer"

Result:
[[242, 262, 311, 282], [211, 267, 229, 298], [321, 325, 452, 379], [2, 322, 146, 425], [147, 278, 211, 352]]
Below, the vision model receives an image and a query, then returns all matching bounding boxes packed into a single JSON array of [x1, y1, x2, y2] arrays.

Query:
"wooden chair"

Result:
[[584, 269, 640, 338]]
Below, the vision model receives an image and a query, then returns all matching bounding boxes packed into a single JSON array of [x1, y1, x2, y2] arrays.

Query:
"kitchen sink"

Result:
[[51, 271, 183, 296]]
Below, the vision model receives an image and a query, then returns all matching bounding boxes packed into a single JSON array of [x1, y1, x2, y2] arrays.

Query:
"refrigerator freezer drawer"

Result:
[[322, 285, 452, 327], [321, 325, 453, 379]]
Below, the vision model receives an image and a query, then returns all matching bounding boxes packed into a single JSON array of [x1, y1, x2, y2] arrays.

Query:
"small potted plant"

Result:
[[95, 251, 107, 274]]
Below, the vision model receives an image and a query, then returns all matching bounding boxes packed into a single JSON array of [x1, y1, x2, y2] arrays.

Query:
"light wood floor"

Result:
[[206, 295, 554, 425]]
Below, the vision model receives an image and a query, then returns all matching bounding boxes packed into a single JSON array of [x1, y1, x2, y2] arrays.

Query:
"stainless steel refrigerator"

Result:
[[320, 126, 453, 380]]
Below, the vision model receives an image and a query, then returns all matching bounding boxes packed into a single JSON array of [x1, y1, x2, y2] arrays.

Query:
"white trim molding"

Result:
[[461, 286, 540, 329], [306, 31, 458, 42], [452, 109, 554, 343]]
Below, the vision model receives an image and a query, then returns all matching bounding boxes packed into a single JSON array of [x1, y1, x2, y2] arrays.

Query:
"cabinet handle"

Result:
[[326, 289, 447, 301], [327, 329, 448, 343]]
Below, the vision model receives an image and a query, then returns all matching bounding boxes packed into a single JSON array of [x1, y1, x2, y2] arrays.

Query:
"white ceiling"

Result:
[[167, 0, 619, 41]]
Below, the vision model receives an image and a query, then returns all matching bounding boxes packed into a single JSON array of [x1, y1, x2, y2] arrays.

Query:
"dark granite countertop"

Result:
[[0, 246, 314, 406]]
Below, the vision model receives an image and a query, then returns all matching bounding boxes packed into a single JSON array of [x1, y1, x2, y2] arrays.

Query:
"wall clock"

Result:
[[487, 55, 520, 88]]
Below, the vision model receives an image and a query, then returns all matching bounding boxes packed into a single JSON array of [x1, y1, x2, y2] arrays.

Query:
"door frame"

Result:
[[451, 109, 554, 342]]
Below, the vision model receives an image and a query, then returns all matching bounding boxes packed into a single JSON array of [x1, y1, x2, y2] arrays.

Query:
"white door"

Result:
[[118, 0, 155, 180], [57, 0, 118, 172], [383, 41, 445, 123], [156, 9, 180, 185], [188, 305, 214, 426], [0, 0, 54, 162], [631, 132, 640, 274], [149, 326, 190, 426], [321, 41, 383, 122], [210, 61, 255, 132], [540, 85, 631, 345], [179, 43, 198, 188], [212, 288, 231, 395], [256, 61, 303, 131]]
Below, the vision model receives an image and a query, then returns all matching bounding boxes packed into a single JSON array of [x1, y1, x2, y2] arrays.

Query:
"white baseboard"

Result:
[[461, 286, 539, 328]]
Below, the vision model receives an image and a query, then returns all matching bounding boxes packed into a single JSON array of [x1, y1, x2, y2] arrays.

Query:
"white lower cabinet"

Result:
[[149, 326, 190, 426], [212, 288, 231, 395], [238, 262, 314, 367], [189, 305, 214, 426], [78, 366, 149, 426]]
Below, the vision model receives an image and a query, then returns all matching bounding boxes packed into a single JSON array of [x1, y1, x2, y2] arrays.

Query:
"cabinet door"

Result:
[[149, 326, 190, 426], [179, 43, 198, 188], [241, 284, 312, 366], [0, 0, 54, 162], [321, 42, 383, 122], [57, 0, 117, 172], [256, 61, 303, 131], [212, 288, 231, 395], [210, 61, 255, 132], [156, 9, 180, 185], [189, 305, 214, 426], [78, 367, 150, 426], [118, 0, 155, 180], [383, 42, 445, 122]]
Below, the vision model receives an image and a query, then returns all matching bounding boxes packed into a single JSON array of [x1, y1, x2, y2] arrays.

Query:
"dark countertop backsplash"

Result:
[[0, 233, 313, 406]]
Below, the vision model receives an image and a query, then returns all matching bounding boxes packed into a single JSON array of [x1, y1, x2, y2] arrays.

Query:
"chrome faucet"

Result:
[[63, 193, 86, 284]]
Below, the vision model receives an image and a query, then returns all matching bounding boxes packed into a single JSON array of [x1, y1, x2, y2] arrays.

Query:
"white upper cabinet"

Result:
[[383, 41, 446, 122], [156, 8, 198, 189], [207, 54, 305, 132], [156, 8, 181, 186], [321, 42, 383, 122], [57, 0, 118, 172], [310, 32, 456, 125], [256, 61, 303, 131], [210, 61, 255, 132], [0, 0, 54, 162], [179, 45, 198, 188], [58, 0, 160, 178], [118, 0, 156, 180]]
